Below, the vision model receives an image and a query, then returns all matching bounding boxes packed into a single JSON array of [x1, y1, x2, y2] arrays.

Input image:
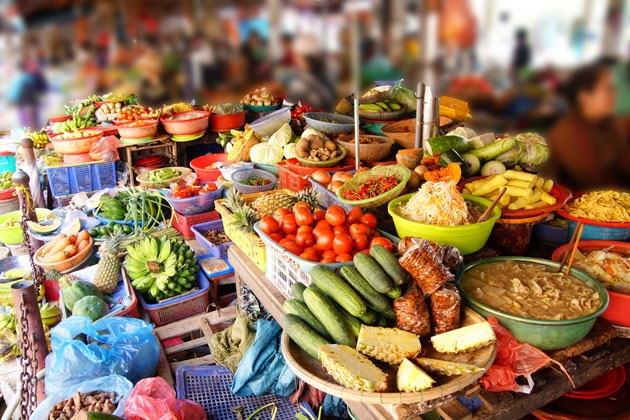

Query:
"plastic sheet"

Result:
[[124, 377, 206, 420], [430, 283, 461, 334], [393, 285, 431, 337], [89, 135, 120, 161]]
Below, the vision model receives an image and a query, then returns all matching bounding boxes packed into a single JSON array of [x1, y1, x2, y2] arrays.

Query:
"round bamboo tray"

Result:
[[336, 134, 394, 162], [281, 307, 496, 404], [136, 167, 192, 189], [381, 117, 453, 149]]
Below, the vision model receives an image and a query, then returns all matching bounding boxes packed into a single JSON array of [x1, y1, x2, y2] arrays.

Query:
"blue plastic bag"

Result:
[[45, 315, 159, 395], [30, 375, 133, 420], [231, 318, 296, 397]]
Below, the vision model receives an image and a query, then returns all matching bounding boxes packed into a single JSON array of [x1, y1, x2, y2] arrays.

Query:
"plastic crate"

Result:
[[137, 270, 211, 326], [191, 220, 234, 259], [172, 210, 220, 239], [176, 365, 308, 420], [198, 254, 234, 301], [165, 182, 223, 215], [46, 161, 116, 197], [277, 162, 311, 192]]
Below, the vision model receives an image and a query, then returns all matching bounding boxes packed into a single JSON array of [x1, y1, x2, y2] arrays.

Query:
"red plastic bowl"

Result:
[[566, 366, 626, 399], [91, 125, 119, 136], [49, 115, 72, 123], [210, 112, 246, 132], [190, 153, 229, 181], [552, 240, 630, 326], [161, 111, 210, 136], [285, 158, 357, 175], [117, 119, 159, 139]]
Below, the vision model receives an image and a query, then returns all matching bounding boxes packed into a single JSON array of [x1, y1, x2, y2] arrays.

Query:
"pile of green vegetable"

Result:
[[95, 188, 170, 234], [146, 168, 182, 182]]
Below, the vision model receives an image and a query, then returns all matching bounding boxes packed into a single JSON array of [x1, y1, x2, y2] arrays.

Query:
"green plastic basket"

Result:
[[336, 164, 410, 209], [295, 144, 347, 168]]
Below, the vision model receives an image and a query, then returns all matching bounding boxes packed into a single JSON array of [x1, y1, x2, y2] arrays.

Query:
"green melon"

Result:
[[61, 280, 107, 311], [27, 219, 60, 234], [72, 296, 108, 321]]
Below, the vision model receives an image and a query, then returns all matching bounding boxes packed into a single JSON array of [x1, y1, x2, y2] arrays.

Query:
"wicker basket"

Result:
[[136, 167, 192, 189], [336, 134, 394, 161], [231, 168, 277, 194], [381, 117, 453, 149], [336, 164, 410, 209], [34, 237, 94, 271]]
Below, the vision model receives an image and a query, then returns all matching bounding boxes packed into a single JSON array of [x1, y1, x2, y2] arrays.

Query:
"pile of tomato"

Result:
[[116, 106, 158, 123], [258, 203, 394, 263]]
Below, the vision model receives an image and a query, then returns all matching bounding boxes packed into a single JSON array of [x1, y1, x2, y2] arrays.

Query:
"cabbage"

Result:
[[446, 126, 476, 139], [268, 122, 293, 147], [494, 141, 523, 167], [283, 143, 297, 160], [515, 132, 549, 166], [249, 142, 284, 165], [391, 82, 417, 112]]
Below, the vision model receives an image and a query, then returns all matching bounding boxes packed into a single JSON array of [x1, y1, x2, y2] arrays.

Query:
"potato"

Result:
[[325, 140, 337, 151], [406, 171, 420, 189], [535, 187, 556, 205], [525, 200, 548, 209], [504, 186, 532, 197], [308, 135, 324, 150], [542, 179, 554, 193], [535, 177, 544, 188], [296, 138, 310, 155]]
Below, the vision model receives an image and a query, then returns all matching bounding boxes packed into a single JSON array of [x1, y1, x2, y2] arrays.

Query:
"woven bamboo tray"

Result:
[[281, 307, 496, 404], [381, 117, 453, 149], [136, 167, 192, 189], [336, 164, 410, 209]]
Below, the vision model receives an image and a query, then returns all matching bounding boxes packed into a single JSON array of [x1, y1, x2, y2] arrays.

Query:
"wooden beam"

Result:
[[170, 355, 215, 372], [164, 337, 208, 356], [154, 332, 174, 388], [154, 305, 237, 340], [438, 400, 472, 420]]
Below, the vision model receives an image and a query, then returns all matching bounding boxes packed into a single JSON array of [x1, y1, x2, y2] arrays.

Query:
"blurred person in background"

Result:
[[135, 37, 167, 106], [547, 64, 630, 190], [285, 34, 336, 111], [243, 31, 270, 81], [611, 45, 630, 116], [7, 56, 47, 128], [511, 28, 532, 81]]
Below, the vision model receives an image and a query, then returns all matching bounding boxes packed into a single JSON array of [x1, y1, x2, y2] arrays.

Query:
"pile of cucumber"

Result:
[[283, 244, 409, 360]]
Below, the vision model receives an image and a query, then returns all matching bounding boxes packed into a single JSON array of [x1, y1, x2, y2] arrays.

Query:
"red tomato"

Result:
[[297, 225, 314, 235], [303, 246, 318, 256], [370, 237, 393, 251], [333, 226, 349, 236], [320, 257, 336, 264], [315, 230, 335, 252], [294, 207, 314, 226], [360, 249, 371, 255], [321, 250, 337, 259], [281, 214, 298, 235], [361, 213, 377, 229], [346, 207, 364, 225], [274, 208, 292, 223], [269, 232, 284, 242], [300, 252, 318, 262], [325, 206, 346, 227], [295, 231, 315, 248], [285, 233, 296, 241], [315, 220, 332, 231], [335, 253, 353, 263], [293, 201, 310, 212], [282, 240, 302, 255], [349, 223, 370, 239], [313, 210, 326, 223], [353, 233, 369, 251], [332, 233, 353, 255], [259, 216, 280, 235]]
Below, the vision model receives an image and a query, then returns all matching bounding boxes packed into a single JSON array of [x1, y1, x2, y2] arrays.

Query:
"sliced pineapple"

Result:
[[431, 322, 496, 354], [397, 358, 435, 392], [415, 357, 483, 376], [319, 344, 387, 392], [357, 325, 421, 365]]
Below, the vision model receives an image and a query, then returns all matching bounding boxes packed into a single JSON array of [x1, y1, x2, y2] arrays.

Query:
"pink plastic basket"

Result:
[[172, 210, 221, 239]]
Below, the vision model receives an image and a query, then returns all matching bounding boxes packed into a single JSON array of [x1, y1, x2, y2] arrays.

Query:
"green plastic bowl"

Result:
[[387, 194, 499, 254], [459, 256, 609, 350], [0, 208, 52, 245]]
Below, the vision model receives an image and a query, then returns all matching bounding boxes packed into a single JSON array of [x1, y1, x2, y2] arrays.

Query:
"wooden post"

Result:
[[20, 138, 45, 208], [12, 170, 44, 250]]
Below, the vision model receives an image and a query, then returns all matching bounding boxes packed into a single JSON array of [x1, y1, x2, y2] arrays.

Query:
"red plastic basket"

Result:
[[0, 187, 16, 200], [172, 210, 220, 239], [277, 162, 312, 192]]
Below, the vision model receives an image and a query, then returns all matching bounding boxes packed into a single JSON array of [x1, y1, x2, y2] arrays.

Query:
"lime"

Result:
[[123, 225, 132, 234], [98, 226, 108, 236], [89, 228, 98, 237], [107, 221, 115, 229]]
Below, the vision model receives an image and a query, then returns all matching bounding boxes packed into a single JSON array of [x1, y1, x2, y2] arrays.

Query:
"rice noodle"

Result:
[[398, 181, 469, 226]]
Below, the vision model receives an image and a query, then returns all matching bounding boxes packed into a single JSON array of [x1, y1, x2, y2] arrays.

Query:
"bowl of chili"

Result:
[[231, 168, 277, 194], [336, 164, 411, 209]]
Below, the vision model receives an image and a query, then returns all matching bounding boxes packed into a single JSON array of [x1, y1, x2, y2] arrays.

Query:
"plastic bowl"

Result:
[[160, 111, 210, 136], [117, 119, 159, 139], [533, 222, 568, 246], [210, 112, 246, 132], [190, 153, 230, 181], [336, 134, 394, 162], [303, 112, 354, 134], [296, 144, 347, 168], [50, 131, 103, 154], [49, 115, 72, 123], [358, 106, 407, 122], [0, 255, 33, 282], [551, 240, 630, 326], [388, 194, 500, 255], [0, 208, 52, 245], [459, 256, 609, 350], [248, 107, 291, 137], [243, 102, 282, 113], [219, 162, 255, 182]]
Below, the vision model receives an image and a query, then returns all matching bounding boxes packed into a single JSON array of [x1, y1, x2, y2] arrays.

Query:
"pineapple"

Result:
[[295, 188, 322, 212], [335, 95, 354, 116], [224, 188, 245, 212], [415, 358, 483, 376], [357, 325, 421, 365], [231, 205, 259, 234], [319, 344, 387, 392], [431, 322, 496, 354], [397, 359, 435, 392], [251, 191, 297, 218], [94, 233, 123, 294]]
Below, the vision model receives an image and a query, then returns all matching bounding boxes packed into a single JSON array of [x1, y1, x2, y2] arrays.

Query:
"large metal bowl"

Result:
[[303, 112, 354, 134], [0, 255, 33, 283]]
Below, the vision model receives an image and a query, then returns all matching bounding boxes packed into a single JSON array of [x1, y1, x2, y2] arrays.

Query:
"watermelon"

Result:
[[72, 296, 108, 321]]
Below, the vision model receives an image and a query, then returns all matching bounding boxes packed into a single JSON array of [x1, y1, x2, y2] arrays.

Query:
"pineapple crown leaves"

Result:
[[45, 268, 62, 282], [98, 232, 125, 256], [230, 205, 259, 234]]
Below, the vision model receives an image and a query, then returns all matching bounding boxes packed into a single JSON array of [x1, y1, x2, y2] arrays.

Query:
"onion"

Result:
[[355, 167, 370, 175], [332, 172, 353, 183], [312, 169, 331, 186], [330, 180, 344, 193]]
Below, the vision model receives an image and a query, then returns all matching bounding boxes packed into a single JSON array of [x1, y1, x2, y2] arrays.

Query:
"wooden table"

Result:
[[228, 245, 630, 420], [118, 134, 178, 185]]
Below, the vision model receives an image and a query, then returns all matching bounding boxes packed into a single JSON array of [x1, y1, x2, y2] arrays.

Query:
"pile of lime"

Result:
[[89, 221, 133, 239], [0, 171, 14, 190]]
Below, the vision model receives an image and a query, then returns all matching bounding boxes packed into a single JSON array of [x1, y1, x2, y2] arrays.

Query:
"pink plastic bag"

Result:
[[124, 377, 206, 420], [481, 316, 574, 392], [89, 135, 120, 161]]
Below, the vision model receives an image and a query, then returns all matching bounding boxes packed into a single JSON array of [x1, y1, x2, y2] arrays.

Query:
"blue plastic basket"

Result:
[[232, 168, 277, 194], [566, 219, 630, 242], [46, 161, 117, 197], [165, 182, 223, 215], [191, 220, 234, 259], [176, 365, 310, 420], [0, 152, 16, 172]]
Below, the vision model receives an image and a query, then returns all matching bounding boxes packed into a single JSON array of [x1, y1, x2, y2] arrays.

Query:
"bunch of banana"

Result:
[[0, 328, 19, 361], [126, 237, 199, 303], [29, 131, 49, 149], [0, 281, 44, 307], [359, 98, 402, 113], [0, 312, 16, 332], [54, 105, 98, 133], [40, 302, 61, 326], [98, 195, 126, 221]]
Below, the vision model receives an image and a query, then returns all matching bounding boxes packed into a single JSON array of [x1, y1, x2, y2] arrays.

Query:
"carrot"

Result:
[[421, 157, 434, 165], [433, 155, 441, 166], [67, 234, 78, 244], [47, 237, 71, 256], [40, 234, 66, 255], [76, 230, 89, 243], [43, 251, 66, 264], [62, 244, 77, 258], [76, 239, 89, 253]]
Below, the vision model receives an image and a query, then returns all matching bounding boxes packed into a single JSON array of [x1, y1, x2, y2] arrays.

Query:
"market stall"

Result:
[[1, 80, 630, 420]]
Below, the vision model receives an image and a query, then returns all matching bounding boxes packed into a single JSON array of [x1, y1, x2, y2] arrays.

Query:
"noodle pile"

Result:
[[564, 191, 630, 223], [399, 181, 469, 226]]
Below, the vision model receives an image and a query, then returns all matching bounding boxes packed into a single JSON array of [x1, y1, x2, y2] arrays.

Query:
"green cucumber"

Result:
[[381, 307, 397, 320], [426, 135, 469, 156], [480, 160, 507, 176], [468, 137, 515, 161], [291, 282, 307, 302], [462, 153, 481, 175], [353, 253, 393, 293], [303, 286, 355, 347], [469, 133, 497, 149], [339, 266, 392, 313], [283, 299, 332, 340], [283, 314, 331, 360], [310, 265, 367, 317], [385, 285, 403, 299], [357, 308, 379, 325], [376, 315, 389, 327], [369, 244, 409, 286], [331, 301, 361, 345]]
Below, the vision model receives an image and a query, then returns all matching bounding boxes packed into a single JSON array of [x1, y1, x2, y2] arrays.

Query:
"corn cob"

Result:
[[415, 357, 483, 376], [397, 359, 435, 392], [357, 325, 421, 364], [319, 344, 387, 392], [431, 322, 496, 354]]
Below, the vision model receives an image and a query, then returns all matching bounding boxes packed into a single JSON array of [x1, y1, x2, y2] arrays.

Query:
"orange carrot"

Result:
[[76, 230, 89, 243], [47, 238, 71, 256], [67, 234, 78, 244], [43, 251, 66, 264], [76, 240, 89, 253], [62, 244, 77, 258], [40, 234, 66, 255]]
